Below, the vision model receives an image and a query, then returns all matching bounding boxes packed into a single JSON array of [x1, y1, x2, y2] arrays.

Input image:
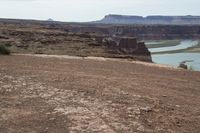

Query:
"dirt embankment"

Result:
[[0, 55, 200, 133]]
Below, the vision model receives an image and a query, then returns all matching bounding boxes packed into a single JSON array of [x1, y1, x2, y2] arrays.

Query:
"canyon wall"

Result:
[[67, 25, 200, 40], [1, 18, 200, 40], [1, 18, 200, 62], [0, 19, 152, 62]]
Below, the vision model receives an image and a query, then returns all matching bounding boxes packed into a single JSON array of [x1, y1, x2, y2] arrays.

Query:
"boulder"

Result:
[[179, 63, 188, 69]]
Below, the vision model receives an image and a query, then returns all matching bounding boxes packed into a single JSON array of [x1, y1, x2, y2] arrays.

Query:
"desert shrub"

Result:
[[0, 44, 11, 55]]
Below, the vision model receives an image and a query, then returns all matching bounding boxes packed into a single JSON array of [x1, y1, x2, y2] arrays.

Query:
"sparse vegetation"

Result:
[[0, 44, 11, 55]]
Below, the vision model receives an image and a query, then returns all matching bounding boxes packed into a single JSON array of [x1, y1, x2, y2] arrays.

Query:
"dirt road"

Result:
[[0, 55, 200, 133]]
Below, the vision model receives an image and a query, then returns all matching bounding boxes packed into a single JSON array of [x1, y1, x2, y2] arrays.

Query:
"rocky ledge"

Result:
[[103, 37, 151, 62], [0, 19, 152, 62]]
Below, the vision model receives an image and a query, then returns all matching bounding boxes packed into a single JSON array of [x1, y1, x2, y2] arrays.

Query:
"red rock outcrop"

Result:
[[102, 37, 151, 62]]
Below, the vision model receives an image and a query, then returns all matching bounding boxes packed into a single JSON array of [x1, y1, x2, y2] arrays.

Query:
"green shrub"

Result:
[[0, 45, 11, 55]]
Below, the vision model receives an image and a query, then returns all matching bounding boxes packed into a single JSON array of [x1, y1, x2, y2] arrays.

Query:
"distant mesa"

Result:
[[95, 14, 200, 25], [47, 18, 54, 21]]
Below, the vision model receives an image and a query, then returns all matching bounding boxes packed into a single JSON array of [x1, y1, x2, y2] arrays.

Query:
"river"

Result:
[[149, 40, 198, 53], [146, 40, 200, 71]]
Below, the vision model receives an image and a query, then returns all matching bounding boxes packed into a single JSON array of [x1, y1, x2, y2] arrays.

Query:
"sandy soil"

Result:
[[0, 55, 200, 133]]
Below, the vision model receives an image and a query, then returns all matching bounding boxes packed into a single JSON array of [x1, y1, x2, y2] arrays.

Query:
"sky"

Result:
[[0, 0, 199, 22]]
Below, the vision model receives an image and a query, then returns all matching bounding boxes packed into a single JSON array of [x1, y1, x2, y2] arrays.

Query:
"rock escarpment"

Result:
[[103, 37, 151, 61], [68, 24, 200, 40], [96, 14, 200, 25], [1, 18, 200, 40], [0, 19, 152, 62]]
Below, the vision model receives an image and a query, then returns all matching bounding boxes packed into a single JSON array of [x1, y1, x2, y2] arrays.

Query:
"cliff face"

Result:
[[118, 38, 151, 61], [0, 19, 152, 62], [1, 18, 200, 40], [2, 18, 200, 62], [102, 37, 151, 61], [96, 14, 200, 25], [103, 37, 150, 56], [108, 25, 200, 40], [68, 25, 200, 40]]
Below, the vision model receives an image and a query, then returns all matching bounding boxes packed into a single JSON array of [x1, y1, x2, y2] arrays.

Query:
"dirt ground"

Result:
[[0, 55, 200, 133]]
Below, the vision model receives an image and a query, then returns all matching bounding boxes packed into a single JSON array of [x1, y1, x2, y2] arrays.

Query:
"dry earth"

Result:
[[0, 55, 200, 133]]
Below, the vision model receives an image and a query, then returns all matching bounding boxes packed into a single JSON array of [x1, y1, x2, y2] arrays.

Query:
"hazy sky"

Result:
[[0, 0, 199, 22]]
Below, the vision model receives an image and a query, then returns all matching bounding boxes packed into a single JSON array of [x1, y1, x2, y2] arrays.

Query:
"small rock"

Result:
[[179, 63, 188, 69], [140, 107, 152, 112], [177, 123, 182, 127], [137, 125, 145, 131], [2, 85, 11, 89], [49, 117, 56, 121]]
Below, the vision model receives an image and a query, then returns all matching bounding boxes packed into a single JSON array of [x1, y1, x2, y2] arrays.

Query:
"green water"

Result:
[[146, 40, 200, 71], [152, 53, 200, 71]]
